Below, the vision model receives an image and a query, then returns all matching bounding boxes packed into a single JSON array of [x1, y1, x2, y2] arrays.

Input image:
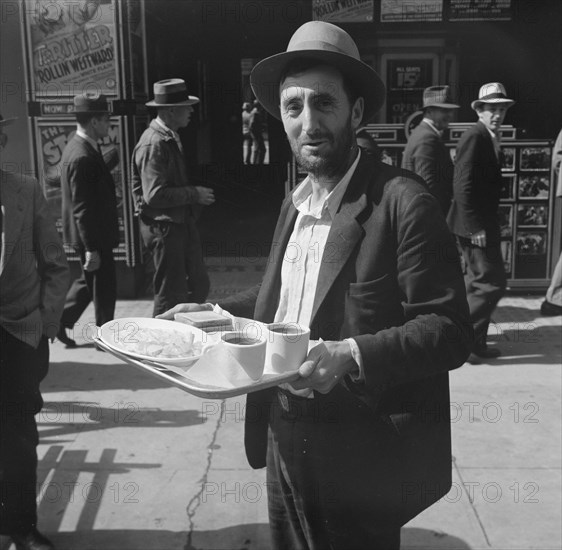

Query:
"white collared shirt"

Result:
[[76, 128, 101, 153], [275, 151, 363, 396], [275, 153, 360, 325]]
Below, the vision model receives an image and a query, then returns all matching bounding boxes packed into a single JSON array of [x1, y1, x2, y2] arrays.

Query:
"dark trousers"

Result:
[[60, 247, 116, 330], [251, 132, 266, 164], [458, 237, 507, 349], [0, 328, 49, 534], [140, 217, 210, 317], [266, 390, 401, 550]]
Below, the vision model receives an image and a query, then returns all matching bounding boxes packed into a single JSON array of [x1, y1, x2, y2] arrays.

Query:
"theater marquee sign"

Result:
[[23, 0, 119, 97]]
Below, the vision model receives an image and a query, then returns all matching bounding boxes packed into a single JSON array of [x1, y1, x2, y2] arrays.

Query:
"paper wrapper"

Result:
[[165, 342, 262, 388]]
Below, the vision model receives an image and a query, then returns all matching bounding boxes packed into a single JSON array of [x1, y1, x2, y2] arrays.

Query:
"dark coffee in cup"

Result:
[[269, 325, 302, 336], [223, 335, 260, 346]]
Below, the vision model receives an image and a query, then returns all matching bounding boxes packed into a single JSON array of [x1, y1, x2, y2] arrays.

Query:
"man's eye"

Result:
[[317, 99, 334, 109], [285, 103, 300, 113]]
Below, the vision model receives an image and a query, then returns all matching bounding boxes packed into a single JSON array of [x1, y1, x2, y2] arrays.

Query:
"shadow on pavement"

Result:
[[483, 305, 561, 365], [36, 530, 187, 550], [35, 446, 163, 546], [40, 524, 272, 550], [31, 525, 471, 550], [43, 361, 175, 392], [401, 527, 472, 548], [38, 400, 205, 441]]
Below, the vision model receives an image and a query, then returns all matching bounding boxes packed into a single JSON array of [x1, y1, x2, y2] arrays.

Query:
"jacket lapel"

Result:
[[309, 159, 370, 324], [0, 171, 25, 276]]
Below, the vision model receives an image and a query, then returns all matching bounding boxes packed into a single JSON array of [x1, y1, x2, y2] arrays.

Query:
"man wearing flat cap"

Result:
[[131, 79, 215, 317], [58, 92, 119, 347], [402, 85, 459, 214], [448, 82, 515, 361], [160, 22, 471, 549], [1, 114, 68, 550]]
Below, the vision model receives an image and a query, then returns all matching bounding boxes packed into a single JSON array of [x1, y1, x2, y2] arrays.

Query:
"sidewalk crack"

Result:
[[454, 460, 492, 547], [184, 400, 225, 550]]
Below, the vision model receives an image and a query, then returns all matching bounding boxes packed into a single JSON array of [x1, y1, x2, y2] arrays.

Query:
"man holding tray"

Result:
[[160, 21, 472, 549]]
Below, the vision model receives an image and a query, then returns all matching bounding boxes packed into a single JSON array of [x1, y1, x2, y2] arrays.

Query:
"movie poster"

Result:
[[313, 0, 374, 22], [385, 58, 434, 123], [380, 0, 443, 22], [25, 0, 119, 97], [34, 117, 127, 259], [449, 0, 512, 22]]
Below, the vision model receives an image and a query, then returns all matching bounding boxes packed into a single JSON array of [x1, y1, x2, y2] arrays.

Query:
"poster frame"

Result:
[[21, 0, 122, 100], [32, 115, 130, 263]]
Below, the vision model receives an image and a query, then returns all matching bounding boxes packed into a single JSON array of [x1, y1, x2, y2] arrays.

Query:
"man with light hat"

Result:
[[448, 82, 515, 361], [131, 78, 215, 316], [1, 114, 69, 550], [402, 85, 459, 214], [58, 92, 119, 348], [159, 22, 471, 548]]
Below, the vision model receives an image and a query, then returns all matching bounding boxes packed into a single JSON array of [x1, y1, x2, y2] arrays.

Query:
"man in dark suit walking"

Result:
[[448, 82, 515, 360], [402, 85, 459, 214], [58, 93, 119, 346], [160, 22, 472, 549]]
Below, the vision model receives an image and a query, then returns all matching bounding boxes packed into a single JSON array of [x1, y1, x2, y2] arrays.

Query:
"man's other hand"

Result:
[[156, 302, 212, 320], [196, 186, 215, 206], [289, 340, 358, 394], [83, 250, 101, 272]]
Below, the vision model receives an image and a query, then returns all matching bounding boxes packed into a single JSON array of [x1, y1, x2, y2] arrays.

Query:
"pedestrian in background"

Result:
[[241, 101, 253, 164], [402, 85, 459, 215], [0, 114, 69, 550], [58, 93, 119, 347], [447, 82, 515, 361], [541, 128, 562, 315], [249, 99, 266, 164], [131, 79, 215, 317], [159, 21, 471, 549]]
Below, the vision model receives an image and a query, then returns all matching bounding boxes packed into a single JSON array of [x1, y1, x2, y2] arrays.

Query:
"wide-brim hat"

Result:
[[0, 114, 17, 127], [471, 82, 515, 110], [250, 21, 386, 124], [73, 92, 111, 113], [423, 85, 459, 109], [146, 78, 199, 107]]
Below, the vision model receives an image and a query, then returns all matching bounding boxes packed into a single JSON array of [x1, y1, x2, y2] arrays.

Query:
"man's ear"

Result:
[[351, 97, 364, 130]]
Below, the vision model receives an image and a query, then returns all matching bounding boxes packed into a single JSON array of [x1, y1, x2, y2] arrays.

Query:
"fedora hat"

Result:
[[471, 82, 515, 110], [0, 114, 17, 127], [423, 85, 459, 109], [146, 79, 199, 107], [73, 92, 111, 113], [250, 21, 386, 124]]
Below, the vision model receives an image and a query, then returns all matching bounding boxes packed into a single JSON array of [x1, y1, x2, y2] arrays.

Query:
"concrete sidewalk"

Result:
[[1, 273, 560, 549]]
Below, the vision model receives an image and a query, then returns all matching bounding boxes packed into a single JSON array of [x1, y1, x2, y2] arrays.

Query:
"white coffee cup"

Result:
[[220, 331, 266, 381], [265, 322, 310, 374]]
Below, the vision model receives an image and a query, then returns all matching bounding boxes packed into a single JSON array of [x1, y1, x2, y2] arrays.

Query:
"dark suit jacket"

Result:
[[0, 170, 69, 347], [401, 120, 454, 215], [219, 154, 472, 525], [447, 121, 502, 238], [61, 134, 119, 251]]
